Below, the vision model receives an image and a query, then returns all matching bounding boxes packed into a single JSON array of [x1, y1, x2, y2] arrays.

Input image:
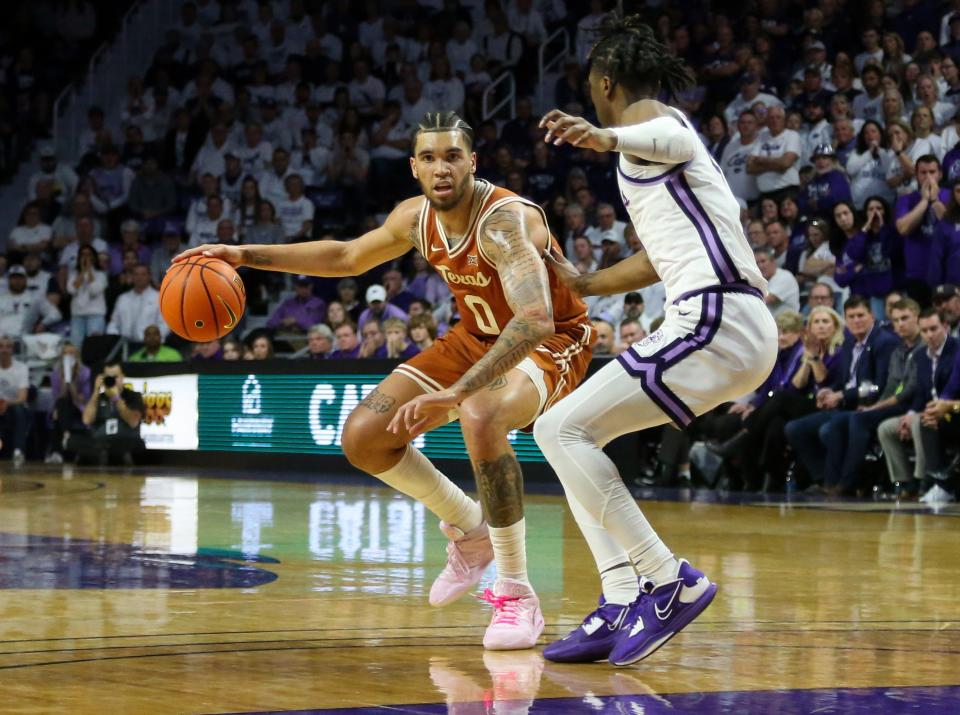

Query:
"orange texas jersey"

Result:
[[414, 180, 589, 340]]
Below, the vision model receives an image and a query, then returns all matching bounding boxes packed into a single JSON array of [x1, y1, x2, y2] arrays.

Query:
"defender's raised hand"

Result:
[[540, 109, 617, 151]]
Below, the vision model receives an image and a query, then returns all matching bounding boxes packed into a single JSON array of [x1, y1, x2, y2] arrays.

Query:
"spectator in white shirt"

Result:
[[291, 127, 331, 187], [89, 145, 136, 213], [424, 56, 465, 114], [399, 77, 432, 127], [263, 22, 301, 77], [481, 7, 525, 73], [724, 73, 784, 128], [185, 174, 234, 235], [29, 144, 78, 206], [348, 59, 386, 118], [0, 334, 30, 466], [276, 175, 315, 240], [8, 202, 52, 257], [59, 217, 109, 269], [0, 266, 62, 339], [507, 0, 546, 47], [67, 244, 108, 346], [855, 27, 884, 73], [259, 99, 294, 150], [721, 110, 762, 204], [915, 74, 955, 129], [847, 120, 896, 208], [234, 122, 273, 175], [106, 264, 167, 342], [189, 123, 232, 184], [747, 105, 802, 201], [853, 65, 884, 123], [358, 2, 386, 48], [585, 203, 627, 261], [755, 246, 800, 316], [189, 195, 229, 248], [446, 21, 478, 77], [311, 15, 343, 63], [258, 147, 295, 207]]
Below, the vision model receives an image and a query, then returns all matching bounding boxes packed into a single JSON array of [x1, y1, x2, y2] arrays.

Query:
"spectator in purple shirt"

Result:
[[46, 341, 91, 464], [329, 321, 361, 359], [381, 266, 417, 313], [894, 155, 949, 305], [929, 184, 960, 287], [109, 220, 152, 276], [380, 317, 420, 359], [799, 144, 852, 219], [834, 197, 896, 317], [357, 284, 409, 329], [266, 275, 327, 334]]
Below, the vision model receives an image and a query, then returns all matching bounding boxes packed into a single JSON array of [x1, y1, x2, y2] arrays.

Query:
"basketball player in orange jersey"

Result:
[[176, 111, 595, 650]]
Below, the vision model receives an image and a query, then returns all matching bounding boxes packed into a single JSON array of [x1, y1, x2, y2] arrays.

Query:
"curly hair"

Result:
[[587, 14, 693, 99]]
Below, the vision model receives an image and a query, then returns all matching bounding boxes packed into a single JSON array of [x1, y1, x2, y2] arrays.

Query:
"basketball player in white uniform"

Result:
[[532, 17, 778, 667]]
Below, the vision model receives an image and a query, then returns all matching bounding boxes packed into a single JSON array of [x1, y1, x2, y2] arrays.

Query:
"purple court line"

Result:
[[220, 684, 960, 715]]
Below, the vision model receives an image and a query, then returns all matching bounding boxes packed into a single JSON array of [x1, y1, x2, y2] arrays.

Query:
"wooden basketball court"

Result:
[[0, 467, 957, 713]]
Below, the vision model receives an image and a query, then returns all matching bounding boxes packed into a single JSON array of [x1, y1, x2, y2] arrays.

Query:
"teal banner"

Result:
[[197, 373, 546, 461]]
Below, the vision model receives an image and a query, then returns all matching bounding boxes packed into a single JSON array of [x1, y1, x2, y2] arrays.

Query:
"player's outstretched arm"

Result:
[[173, 199, 419, 277], [544, 245, 660, 297], [540, 101, 695, 164]]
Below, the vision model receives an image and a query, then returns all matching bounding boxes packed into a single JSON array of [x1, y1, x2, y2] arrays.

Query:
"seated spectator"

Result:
[[30, 143, 78, 207], [0, 265, 62, 339], [258, 147, 295, 208], [747, 105, 801, 203], [109, 220, 152, 275], [330, 321, 361, 358], [250, 334, 274, 359], [835, 198, 895, 317], [8, 201, 53, 259], [192, 339, 223, 360], [88, 144, 136, 215], [617, 318, 646, 353], [561, 203, 589, 256], [267, 275, 327, 334], [358, 318, 386, 358], [51, 194, 103, 253], [58, 216, 108, 270], [276, 174, 314, 240], [222, 338, 242, 360], [358, 284, 409, 330], [149, 225, 185, 286], [878, 308, 957, 499], [804, 281, 836, 316], [45, 341, 91, 464], [381, 317, 420, 359], [798, 145, 852, 219], [382, 266, 416, 313], [67, 360, 145, 466], [189, 195, 229, 248], [245, 200, 285, 245], [932, 284, 960, 337], [189, 123, 232, 184], [917, 330, 960, 500], [408, 253, 450, 308], [585, 203, 627, 260], [785, 295, 900, 492], [755, 246, 800, 316], [846, 120, 895, 209], [409, 313, 437, 351], [591, 319, 615, 356], [0, 334, 30, 466], [819, 298, 922, 495], [106, 264, 167, 342], [796, 218, 837, 291], [128, 154, 178, 227], [185, 174, 231, 235], [67, 244, 108, 347], [128, 325, 183, 362], [105, 249, 138, 312], [298, 323, 334, 359]]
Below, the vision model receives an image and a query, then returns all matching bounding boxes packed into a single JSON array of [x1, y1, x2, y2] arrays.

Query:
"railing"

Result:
[[535, 27, 571, 113], [482, 71, 516, 122], [53, 0, 183, 164]]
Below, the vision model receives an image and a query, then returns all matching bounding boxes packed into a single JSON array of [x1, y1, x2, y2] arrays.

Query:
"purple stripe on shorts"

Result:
[[672, 282, 763, 306], [665, 175, 739, 284], [617, 160, 689, 186], [616, 293, 724, 428]]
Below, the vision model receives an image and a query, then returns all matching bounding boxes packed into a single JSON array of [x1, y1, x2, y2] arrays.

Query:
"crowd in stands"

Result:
[[1, 0, 959, 499]]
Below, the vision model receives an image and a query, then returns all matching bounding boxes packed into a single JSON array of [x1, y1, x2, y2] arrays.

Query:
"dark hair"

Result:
[[75, 243, 98, 270], [915, 153, 941, 170], [412, 111, 474, 152], [588, 15, 693, 99], [855, 120, 887, 153], [843, 294, 871, 312], [918, 306, 943, 321]]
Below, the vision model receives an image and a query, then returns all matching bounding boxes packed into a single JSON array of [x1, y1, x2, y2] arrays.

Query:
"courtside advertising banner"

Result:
[[133, 374, 199, 450]]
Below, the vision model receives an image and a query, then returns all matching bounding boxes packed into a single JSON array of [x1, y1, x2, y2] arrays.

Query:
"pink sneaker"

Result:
[[429, 520, 494, 607], [479, 579, 545, 650]]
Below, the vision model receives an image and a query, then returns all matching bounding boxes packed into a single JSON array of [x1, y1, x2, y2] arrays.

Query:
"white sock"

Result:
[[374, 445, 482, 532], [567, 495, 638, 605], [488, 518, 530, 586]]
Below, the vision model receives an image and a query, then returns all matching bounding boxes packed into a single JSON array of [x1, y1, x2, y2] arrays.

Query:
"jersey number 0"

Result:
[[464, 295, 500, 335]]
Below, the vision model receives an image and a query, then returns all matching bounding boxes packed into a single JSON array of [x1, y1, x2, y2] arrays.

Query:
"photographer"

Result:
[[67, 360, 145, 465]]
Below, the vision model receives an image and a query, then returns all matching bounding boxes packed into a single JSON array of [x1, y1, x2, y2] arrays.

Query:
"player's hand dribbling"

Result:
[[173, 244, 245, 268], [540, 109, 617, 151]]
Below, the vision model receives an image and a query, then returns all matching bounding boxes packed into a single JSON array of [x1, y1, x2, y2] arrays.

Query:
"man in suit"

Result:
[[785, 295, 900, 493], [878, 309, 959, 500]]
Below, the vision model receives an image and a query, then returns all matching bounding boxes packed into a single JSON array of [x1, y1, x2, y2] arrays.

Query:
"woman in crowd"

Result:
[[886, 120, 919, 195], [847, 120, 895, 208], [835, 198, 895, 318], [222, 337, 243, 361], [914, 74, 954, 129], [408, 313, 437, 352], [250, 334, 274, 360], [325, 301, 347, 330], [759, 197, 780, 225], [910, 105, 944, 159], [66, 243, 108, 346], [236, 177, 261, 237], [243, 199, 284, 245], [711, 307, 845, 490], [797, 217, 838, 291], [702, 113, 729, 161]]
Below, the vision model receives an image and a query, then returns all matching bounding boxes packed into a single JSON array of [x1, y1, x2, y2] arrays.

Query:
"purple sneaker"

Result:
[[543, 596, 629, 663], [609, 559, 717, 667]]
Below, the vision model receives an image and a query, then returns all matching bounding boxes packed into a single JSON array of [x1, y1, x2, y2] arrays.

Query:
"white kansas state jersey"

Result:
[[616, 110, 767, 302]]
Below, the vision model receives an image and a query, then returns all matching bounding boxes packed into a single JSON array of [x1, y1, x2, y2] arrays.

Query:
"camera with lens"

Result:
[[103, 375, 117, 388]]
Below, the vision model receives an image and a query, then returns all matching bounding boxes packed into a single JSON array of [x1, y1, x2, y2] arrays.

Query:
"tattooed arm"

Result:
[[448, 204, 555, 400], [173, 198, 419, 275]]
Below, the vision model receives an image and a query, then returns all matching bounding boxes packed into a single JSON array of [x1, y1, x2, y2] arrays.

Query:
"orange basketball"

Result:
[[160, 256, 246, 341]]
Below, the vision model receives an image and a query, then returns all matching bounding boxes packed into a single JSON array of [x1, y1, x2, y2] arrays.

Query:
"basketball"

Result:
[[159, 256, 246, 342]]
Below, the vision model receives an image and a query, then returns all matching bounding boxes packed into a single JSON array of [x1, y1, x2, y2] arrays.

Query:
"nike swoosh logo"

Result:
[[628, 615, 644, 637], [430, 246, 444, 252], [218, 295, 238, 330], [582, 616, 604, 636], [678, 310, 692, 316], [655, 581, 684, 621]]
